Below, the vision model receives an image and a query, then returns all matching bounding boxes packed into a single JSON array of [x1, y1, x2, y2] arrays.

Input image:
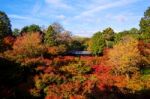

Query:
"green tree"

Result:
[[44, 25, 56, 46], [139, 7, 150, 34], [114, 29, 140, 44], [88, 32, 105, 55], [69, 40, 84, 51], [13, 28, 20, 36], [21, 24, 41, 34], [69, 36, 89, 51], [0, 11, 12, 36], [102, 27, 115, 48], [0, 11, 12, 51], [140, 32, 150, 42], [129, 28, 139, 34], [139, 7, 150, 42], [21, 26, 28, 33], [102, 27, 114, 41]]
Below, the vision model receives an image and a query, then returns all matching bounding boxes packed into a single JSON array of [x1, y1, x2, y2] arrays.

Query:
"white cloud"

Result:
[[114, 15, 126, 22], [56, 15, 66, 20], [9, 14, 31, 20], [74, 31, 93, 37], [75, 0, 139, 19], [45, 0, 71, 9], [106, 14, 126, 22], [105, 12, 142, 23], [9, 14, 47, 26], [8, 0, 143, 37]]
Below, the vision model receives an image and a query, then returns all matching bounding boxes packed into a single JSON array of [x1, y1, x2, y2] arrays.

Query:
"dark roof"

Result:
[[69, 51, 91, 55]]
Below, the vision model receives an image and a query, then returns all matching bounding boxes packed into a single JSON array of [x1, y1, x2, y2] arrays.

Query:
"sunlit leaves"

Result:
[[4, 32, 46, 66], [108, 36, 141, 75]]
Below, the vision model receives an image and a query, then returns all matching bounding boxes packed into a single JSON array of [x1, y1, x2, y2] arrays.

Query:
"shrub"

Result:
[[60, 62, 92, 75], [4, 32, 46, 66], [47, 44, 67, 56]]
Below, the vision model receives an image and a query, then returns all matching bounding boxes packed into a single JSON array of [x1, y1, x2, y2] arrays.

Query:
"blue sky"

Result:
[[0, 0, 149, 37]]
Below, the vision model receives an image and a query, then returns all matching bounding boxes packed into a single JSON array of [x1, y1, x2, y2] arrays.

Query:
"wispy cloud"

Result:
[[105, 14, 126, 23], [2, 0, 147, 37], [32, 1, 42, 15], [9, 14, 31, 20], [9, 14, 48, 28], [56, 15, 66, 20], [114, 15, 126, 22], [45, 0, 71, 9], [105, 12, 142, 23], [75, 0, 139, 19]]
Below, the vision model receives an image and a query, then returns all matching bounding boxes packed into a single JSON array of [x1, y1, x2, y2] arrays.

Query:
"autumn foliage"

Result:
[[108, 36, 142, 76], [1, 7, 150, 99]]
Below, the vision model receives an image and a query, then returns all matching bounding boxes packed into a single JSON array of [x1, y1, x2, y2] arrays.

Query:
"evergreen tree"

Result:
[[0, 11, 12, 51], [13, 28, 20, 36], [139, 7, 150, 42], [88, 32, 105, 55], [102, 27, 115, 48], [140, 7, 150, 34], [44, 25, 56, 46], [102, 27, 114, 41]]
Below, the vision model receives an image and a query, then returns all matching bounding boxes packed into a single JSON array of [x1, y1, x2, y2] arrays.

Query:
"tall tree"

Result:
[[13, 28, 20, 36], [44, 25, 56, 46], [102, 27, 114, 41], [88, 32, 105, 55], [139, 7, 150, 34], [102, 27, 115, 48], [139, 7, 150, 42], [0, 11, 12, 51], [51, 22, 64, 33], [0, 11, 12, 36], [56, 31, 72, 45]]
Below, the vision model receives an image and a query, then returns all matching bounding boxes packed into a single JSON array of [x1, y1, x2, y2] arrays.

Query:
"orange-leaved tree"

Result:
[[4, 32, 46, 66]]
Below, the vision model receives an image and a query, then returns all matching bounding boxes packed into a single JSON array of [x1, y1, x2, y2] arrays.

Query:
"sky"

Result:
[[0, 0, 149, 37]]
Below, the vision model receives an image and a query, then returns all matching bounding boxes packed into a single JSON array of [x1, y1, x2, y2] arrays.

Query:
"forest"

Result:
[[0, 6, 150, 99]]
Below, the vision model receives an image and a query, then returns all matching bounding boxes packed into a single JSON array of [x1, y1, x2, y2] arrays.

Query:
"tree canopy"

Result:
[[88, 32, 105, 55], [0, 11, 12, 51], [108, 36, 141, 76], [140, 7, 150, 34], [44, 25, 57, 46], [21, 24, 41, 34]]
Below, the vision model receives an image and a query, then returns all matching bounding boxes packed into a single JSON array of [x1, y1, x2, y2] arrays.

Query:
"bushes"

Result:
[[3, 32, 46, 66], [138, 41, 150, 68], [44, 80, 96, 99], [60, 62, 92, 75], [29, 56, 104, 98], [13, 32, 45, 58], [47, 44, 67, 56], [0, 26, 149, 99], [3, 36, 15, 50], [1, 33, 149, 99], [1, 7, 150, 99]]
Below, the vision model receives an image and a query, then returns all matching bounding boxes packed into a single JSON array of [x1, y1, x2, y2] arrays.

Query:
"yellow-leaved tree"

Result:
[[108, 36, 141, 78]]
